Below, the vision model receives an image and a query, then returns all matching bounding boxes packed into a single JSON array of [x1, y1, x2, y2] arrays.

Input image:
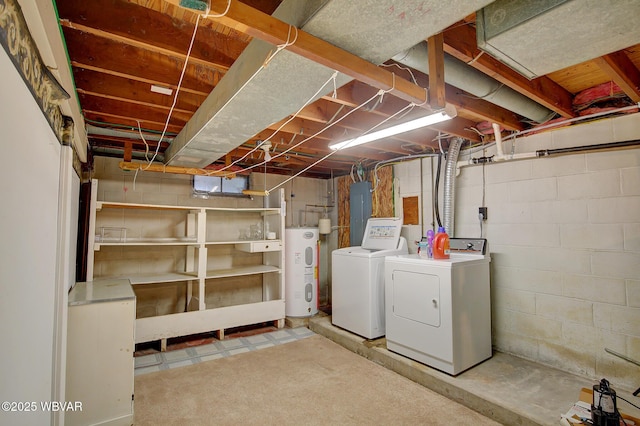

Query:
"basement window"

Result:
[[193, 175, 248, 197]]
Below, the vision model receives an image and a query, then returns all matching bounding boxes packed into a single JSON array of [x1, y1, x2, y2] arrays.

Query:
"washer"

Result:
[[384, 238, 491, 375], [332, 218, 407, 339]]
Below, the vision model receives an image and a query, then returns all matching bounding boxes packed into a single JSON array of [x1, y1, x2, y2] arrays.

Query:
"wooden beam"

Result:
[[337, 71, 520, 134], [165, 0, 430, 107], [119, 161, 237, 177], [78, 93, 191, 126], [56, 0, 246, 72], [77, 89, 195, 116], [593, 51, 640, 103], [62, 28, 216, 95], [123, 142, 133, 162], [427, 34, 446, 109], [83, 112, 183, 135], [445, 85, 524, 131], [72, 68, 206, 112], [443, 23, 575, 118]]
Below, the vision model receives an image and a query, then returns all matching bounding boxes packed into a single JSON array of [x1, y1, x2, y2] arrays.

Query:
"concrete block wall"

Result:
[[394, 113, 640, 391]]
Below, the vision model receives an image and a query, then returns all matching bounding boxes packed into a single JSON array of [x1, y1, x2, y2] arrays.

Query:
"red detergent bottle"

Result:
[[432, 226, 450, 260]]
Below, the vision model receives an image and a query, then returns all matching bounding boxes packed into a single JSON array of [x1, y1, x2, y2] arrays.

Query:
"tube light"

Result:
[[151, 84, 173, 96], [329, 104, 457, 150]]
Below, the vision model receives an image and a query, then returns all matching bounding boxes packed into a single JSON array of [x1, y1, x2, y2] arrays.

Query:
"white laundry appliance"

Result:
[[285, 227, 319, 317], [384, 238, 491, 375], [332, 218, 407, 339]]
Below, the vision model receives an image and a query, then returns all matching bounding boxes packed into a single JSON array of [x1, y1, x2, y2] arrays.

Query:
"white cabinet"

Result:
[[66, 279, 135, 426], [87, 179, 286, 343]]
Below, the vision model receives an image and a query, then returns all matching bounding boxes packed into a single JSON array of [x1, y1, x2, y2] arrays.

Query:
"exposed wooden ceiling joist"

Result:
[[72, 68, 206, 112], [57, 0, 246, 72], [57, 0, 640, 178], [63, 28, 218, 94], [593, 50, 640, 103]]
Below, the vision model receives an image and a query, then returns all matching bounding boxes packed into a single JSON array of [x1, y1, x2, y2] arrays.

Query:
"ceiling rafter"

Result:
[[63, 28, 218, 94], [57, 0, 244, 72], [72, 68, 206, 112], [79, 93, 192, 124], [84, 112, 183, 135], [593, 50, 640, 103], [57, 0, 640, 178], [71, 62, 212, 98], [77, 89, 196, 116]]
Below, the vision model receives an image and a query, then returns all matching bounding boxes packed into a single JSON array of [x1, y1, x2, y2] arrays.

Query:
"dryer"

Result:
[[332, 218, 407, 339], [384, 238, 491, 375]]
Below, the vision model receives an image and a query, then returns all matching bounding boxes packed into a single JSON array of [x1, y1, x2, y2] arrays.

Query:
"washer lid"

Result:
[[361, 218, 403, 251]]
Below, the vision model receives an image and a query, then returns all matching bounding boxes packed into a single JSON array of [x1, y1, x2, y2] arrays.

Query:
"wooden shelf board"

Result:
[[205, 239, 281, 245], [97, 200, 280, 214], [95, 238, 199, 247], [205, 264, 280, 279], [97, 201, 203, 211], [104, 272, 198, 285]]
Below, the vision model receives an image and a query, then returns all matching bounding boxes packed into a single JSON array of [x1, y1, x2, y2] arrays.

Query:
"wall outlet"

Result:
[[479, 207, 488, 221]]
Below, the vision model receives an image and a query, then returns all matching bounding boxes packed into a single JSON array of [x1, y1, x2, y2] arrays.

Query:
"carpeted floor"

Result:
[[134, 334, 500, 425]]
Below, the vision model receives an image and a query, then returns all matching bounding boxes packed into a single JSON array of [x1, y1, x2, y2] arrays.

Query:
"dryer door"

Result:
[[391, 270, 440, 327]]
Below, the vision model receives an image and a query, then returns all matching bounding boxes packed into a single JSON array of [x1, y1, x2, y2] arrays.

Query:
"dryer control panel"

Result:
[[449, 238, 487, 255]]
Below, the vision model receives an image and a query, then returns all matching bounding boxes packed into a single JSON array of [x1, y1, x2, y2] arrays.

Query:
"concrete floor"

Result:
[[297, 314, 640, 426]]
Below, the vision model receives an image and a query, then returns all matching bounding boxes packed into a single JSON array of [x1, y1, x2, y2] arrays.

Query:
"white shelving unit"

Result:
[[87, 179, 286, 344]]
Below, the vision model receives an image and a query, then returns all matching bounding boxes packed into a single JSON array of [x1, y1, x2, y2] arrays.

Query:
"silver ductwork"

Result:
[[476, 0, 640, 79], [443, 137, 463, 237], [86, 124, 174, 143], [392, 43, 554, 123]]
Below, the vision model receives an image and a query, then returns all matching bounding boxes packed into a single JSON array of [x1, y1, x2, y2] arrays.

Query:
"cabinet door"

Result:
[[66, 298, 135, 425]]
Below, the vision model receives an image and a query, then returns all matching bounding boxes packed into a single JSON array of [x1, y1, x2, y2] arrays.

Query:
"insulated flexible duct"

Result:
[[392, 43, 553, 123], [443, 137, 464, 236]]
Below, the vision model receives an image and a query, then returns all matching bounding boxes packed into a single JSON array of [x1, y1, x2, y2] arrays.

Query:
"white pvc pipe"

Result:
[[492, 122, 506, 161]]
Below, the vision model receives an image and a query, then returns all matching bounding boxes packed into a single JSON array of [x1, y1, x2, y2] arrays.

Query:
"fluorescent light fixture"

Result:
[[329, 104, 457, 150], [151, 84, 173, 96]]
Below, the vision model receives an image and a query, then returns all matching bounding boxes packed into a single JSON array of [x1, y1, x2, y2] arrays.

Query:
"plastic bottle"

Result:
[[432, 226, 450, 259], [426, 229, 435, 258]]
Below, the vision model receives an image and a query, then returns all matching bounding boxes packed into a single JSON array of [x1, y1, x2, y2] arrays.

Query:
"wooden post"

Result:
[[124, 141, 133, 162], [428, 33, 446, 110]]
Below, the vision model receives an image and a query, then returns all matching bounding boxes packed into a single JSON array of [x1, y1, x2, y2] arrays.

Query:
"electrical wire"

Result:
[[164, 17, 301, 176], [434, 152, 443, 228], [235, 88, 388, 178], [144, 11, 206, 170], [202, 0, 231, 18], [380, 62, 419, 85], [136, 120, 151, 161], [266, 95, 426, 192], [370, 152, 439, 192], [617, 395, 640, 411]]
